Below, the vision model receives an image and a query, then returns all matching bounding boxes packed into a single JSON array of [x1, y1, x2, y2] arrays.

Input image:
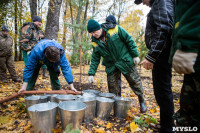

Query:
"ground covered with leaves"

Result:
[[0, 61, 183, 133]]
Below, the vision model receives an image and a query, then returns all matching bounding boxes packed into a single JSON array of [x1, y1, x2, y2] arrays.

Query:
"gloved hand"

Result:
[[172, 49, 197, 74], [88, 76, 94, 83], [133, 57, 140, 65]]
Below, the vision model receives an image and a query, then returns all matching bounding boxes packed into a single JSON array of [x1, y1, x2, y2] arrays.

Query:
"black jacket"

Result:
[[145, 0, 175, 63]]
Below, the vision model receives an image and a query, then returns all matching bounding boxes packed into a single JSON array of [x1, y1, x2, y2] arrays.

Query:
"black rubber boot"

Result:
[[138, 95, 147, 113]]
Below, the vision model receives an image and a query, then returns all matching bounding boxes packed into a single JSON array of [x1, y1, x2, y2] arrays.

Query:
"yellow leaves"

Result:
[[23, 121, 32, 131], [105, 123, 113, 129], [0, 115, 10, 124], [18, 121, 26, 127], [130, 122, 137, 132], [94, 127, 106, 133], [52, 128, 62, 133]]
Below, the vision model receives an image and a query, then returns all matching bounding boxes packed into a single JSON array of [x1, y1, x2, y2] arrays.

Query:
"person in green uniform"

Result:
[[87, 19, 147, 113]]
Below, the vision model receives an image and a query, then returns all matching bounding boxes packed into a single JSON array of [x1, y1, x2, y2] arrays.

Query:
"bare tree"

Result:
[[45, 0, 63, 40], [29, 0, 37, 20]]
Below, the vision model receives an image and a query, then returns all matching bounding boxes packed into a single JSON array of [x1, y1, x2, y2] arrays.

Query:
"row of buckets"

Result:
[[25, 90, 132, 132]]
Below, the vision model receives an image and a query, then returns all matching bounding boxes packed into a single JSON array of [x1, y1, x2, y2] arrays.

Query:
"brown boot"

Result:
[[42, 68, 48, 78]]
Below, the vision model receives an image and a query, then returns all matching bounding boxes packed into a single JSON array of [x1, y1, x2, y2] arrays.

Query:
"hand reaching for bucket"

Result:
[[18, 82, 28, 94], [69, 83, 77, 92]]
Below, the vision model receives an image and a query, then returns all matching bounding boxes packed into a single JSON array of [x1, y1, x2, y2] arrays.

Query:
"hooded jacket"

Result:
[[88, 23, 139, 76]]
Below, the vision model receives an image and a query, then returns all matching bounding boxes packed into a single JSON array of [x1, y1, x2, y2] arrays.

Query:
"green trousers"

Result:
[[26, 64, 61, 90], [22, 50, 47, 69], [107, 66, 143, 96]]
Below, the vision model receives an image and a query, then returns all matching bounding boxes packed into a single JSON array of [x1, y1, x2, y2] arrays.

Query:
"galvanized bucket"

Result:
[[82, 89, 100, 95], [98, 93, 116, 99], [28, 102, 58, 133], [77, 93, 97, 98], [56, 95, 77, 103], [59, 101, 86, 130], [44, 94, 59, 102], [96, 97, 114, 120], [114, 96, 132, 119], [25, 95, 48, 110], [76, 97, 96, 123]]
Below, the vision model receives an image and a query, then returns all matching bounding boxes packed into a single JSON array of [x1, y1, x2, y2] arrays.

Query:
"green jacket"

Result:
[[88, 25, 139, 76], [169, 0, 200, 72], [0, 31, 13, 57], [20, 22, 41, 51]]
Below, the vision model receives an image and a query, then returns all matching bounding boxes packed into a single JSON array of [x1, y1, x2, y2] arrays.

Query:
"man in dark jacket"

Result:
[[169, 0, 200, 128], [87, 19, 147, 113], [20, 16, 48, 78], [135, 0, 175, 132], [0, 26, 21, 83], [18, 39, 77, 93]]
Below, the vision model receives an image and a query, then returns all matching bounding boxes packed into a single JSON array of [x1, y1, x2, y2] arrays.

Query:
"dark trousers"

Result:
[[152, 58, 174, 132]]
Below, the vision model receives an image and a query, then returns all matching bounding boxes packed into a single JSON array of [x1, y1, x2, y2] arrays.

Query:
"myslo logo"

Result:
[[173, 126, 198, 132]]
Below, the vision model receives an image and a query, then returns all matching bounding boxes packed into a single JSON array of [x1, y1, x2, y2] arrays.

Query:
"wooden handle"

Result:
[[0, 90, 82, 104]]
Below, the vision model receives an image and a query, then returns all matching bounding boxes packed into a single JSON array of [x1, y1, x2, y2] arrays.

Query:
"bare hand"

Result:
[[141, 59, 154, 70], [69, 84, 77, 92], [18, 82, 28, 94]]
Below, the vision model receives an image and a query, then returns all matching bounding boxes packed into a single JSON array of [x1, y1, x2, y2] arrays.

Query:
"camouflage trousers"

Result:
[[173, 72, 200, 127], [0, 56, 18, 80], [107, 65, 143, 96]]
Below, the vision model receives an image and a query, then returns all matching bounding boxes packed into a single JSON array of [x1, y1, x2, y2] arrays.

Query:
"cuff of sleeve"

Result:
[[145, 55, 156, 63], [68, 81, 73, 84], [23, 79, 28, 82], [88, 74, 95, 76]]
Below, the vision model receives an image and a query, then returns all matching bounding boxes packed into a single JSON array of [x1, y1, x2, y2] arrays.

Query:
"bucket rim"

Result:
[[98, 93, 116, 98], [56, 95, 77, 100], [28, 102, 58, 112], [76, 97, 96, 102], [114, 96, 132, 102], [25, 95, 41, 100], [58, 101, 87, 111], [96, 97, 114, 103]]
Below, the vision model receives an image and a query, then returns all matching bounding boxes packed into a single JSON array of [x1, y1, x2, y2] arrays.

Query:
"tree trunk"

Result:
[[92, 0, 96, 16], [61, 0, 67, 48], [14, 0, 18, 61], [29, 0, 37, 20], [19, 0, 23, 61], [45, 0, 63, 40], [69, 0, 75, 44]]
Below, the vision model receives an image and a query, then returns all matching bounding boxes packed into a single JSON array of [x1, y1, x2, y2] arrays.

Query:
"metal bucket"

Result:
[[25, 95, 48, 110], [56, 95, 77, 103], [98, 93, 116, 99], [44, 94, 59, 102], [82, 90, 100, 95], [77, 93, 97, 98], [59, 101, 86, 130], [76, 97, 96, 123], [114, 96, 132, 119], [28, 102, 58, 133], [96, 97, 114, 120]]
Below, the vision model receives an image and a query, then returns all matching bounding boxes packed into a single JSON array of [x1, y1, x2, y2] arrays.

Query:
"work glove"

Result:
[[133, 57, 140, 65], [172, 49, 197, 74], [88, 76, 94, 83]]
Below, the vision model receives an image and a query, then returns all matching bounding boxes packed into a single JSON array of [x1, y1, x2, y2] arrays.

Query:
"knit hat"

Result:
[[106, 15, 117, 24], [33, 16, 42, 23], [1, 25, 9, 31], [45, 46, 60, 63], [87, 19, 101, 33], [134, 0, 142, 5]]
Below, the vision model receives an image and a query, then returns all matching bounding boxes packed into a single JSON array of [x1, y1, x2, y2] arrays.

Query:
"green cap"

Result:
[[87, 19, 101, 33]]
